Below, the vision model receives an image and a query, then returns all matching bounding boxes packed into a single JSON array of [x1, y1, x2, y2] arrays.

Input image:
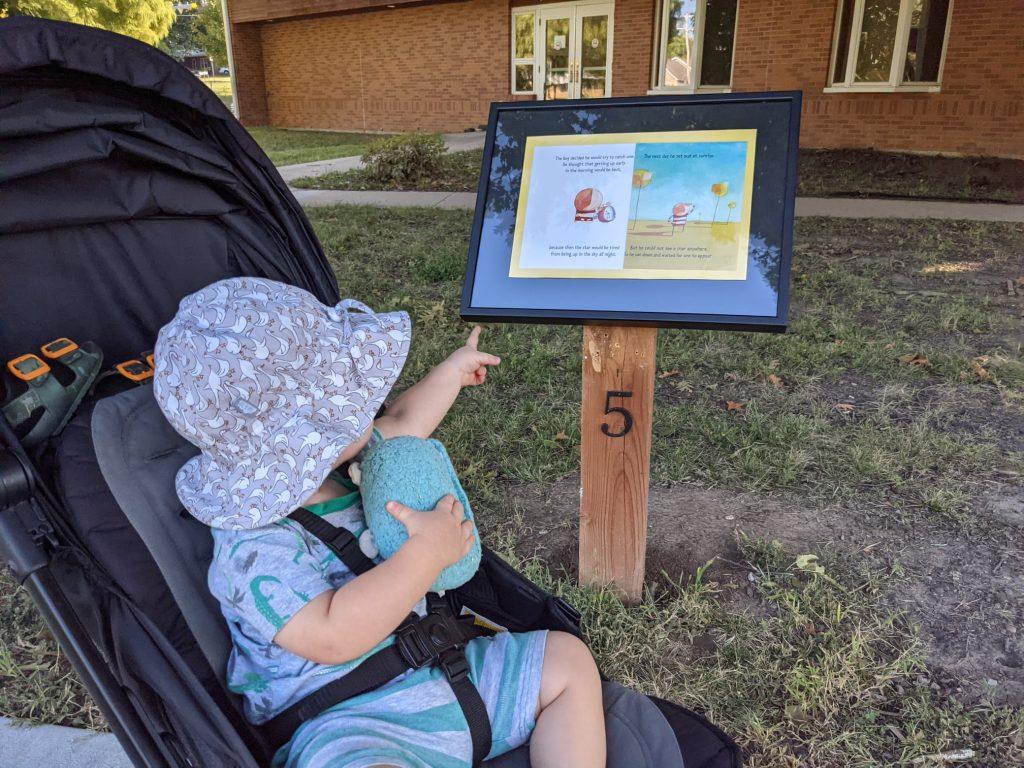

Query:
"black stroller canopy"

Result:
[[0, 18, 740, 768], [0, 17, 337, 364]]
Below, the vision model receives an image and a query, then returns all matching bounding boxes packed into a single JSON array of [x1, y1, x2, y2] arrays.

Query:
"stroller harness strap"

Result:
[[274, 509, 494, 765], [288, 507, 376, 574]]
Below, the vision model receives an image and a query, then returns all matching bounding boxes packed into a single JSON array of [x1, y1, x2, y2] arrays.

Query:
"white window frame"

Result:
[[511, 1, 616, 99], [648, 0, 739, 94], [511, 9, 537, 95], [825, 0, 953, 93]]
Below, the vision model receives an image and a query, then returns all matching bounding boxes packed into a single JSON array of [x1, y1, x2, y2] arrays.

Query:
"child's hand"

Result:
[[387, 495, 475, 571], [443, 326, 500, 387]]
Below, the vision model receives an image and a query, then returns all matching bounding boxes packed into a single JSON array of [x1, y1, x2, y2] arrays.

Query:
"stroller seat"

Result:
[[1, 18, 738, 768], [86, 384, 694, 767]]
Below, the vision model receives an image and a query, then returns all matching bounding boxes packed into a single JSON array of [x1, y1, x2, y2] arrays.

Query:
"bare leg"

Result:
[[530, 631, 606, 768]]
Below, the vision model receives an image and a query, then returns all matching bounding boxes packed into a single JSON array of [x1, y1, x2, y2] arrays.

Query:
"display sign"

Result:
[[461, 92, 801, 331]]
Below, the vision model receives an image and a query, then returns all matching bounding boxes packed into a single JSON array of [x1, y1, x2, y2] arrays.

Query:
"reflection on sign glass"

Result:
[[470, 99, 793, 323]]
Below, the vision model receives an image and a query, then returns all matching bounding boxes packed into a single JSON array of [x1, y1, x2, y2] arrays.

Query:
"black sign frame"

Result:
[[460, 90, 801, 332]]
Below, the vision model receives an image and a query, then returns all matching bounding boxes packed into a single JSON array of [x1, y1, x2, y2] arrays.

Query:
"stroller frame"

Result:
[[1, 17, 740, 768]]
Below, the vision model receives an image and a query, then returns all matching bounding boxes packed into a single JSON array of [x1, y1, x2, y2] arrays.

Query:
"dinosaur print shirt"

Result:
[[207, 476, 423, 725]]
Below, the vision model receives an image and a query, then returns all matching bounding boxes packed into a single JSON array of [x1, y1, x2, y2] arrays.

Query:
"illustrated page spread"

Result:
[[509, 130, 757, 280]]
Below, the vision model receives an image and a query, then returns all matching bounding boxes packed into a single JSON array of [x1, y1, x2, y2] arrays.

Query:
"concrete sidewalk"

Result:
[[290, 188, 478, 209], [0, 718, 132, 768], [286, 187, 1024, 222], [277, 131, 486, 183], [795, 196, 1024, 222], [275, 134, 1023, 222]]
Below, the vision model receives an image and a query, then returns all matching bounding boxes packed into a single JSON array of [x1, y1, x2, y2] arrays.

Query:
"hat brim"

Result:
[[175, 310, 410, 529]]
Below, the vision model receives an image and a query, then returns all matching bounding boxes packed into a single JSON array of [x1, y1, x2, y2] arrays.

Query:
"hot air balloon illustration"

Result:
[[668, 202, 695, 234], [573, 188, 603, 222], [725, 200, 737, 224], [710, 182, 729, 224], [630, 169, 652, 230]]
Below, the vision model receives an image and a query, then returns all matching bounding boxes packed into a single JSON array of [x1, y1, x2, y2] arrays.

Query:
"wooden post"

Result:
[[579, 325, 656, 601]]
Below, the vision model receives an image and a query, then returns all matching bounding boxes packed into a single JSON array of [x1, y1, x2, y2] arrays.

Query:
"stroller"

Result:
[[0, 18, 741, 768]]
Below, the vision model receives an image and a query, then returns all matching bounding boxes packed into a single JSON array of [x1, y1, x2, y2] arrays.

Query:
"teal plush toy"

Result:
[[350, 435, 481, 593]]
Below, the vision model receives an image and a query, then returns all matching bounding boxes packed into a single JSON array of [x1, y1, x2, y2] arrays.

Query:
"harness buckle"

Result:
[[329, 529, 365, 563], [395, 610, 467, 670], [439, 648, 470, 683], [395, 621, 436, 669]]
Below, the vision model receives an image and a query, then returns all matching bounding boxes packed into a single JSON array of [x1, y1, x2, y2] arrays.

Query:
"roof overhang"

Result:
[[227, 0, 463, 25]]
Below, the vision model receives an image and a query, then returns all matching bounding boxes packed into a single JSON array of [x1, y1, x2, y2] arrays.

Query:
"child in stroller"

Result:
[[152, 276, 606, 768]]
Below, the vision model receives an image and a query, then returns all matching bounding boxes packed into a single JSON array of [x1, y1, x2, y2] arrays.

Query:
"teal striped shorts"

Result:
[[273, 629, 548, 768]]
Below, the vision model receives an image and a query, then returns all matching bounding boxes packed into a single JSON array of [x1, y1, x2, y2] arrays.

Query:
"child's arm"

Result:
[[375, 326, 499, 440], [274, 495, 474, 665]]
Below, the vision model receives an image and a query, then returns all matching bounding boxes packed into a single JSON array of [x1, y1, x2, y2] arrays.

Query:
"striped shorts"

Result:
[[273, 630, 548, 768]]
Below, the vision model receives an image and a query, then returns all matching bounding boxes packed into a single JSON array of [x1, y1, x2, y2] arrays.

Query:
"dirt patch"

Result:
[[798, 149, 1024, 203], [502, 475, 1024, 706]]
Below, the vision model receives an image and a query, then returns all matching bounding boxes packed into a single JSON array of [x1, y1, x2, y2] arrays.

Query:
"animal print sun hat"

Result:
[[153, 277, 411, 530]]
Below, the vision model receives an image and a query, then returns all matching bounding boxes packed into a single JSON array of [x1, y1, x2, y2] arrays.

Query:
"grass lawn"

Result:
[[294, 147, 1024, 204], [203, 76, 233, 110], [2, 210, 1022, 764], [244, 128, 382, 167]]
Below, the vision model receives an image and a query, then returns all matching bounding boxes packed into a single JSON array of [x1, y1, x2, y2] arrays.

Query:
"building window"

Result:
[[828, 0, 952, 91], [652, 0, 738, 92], [512, 10, 536, 94]]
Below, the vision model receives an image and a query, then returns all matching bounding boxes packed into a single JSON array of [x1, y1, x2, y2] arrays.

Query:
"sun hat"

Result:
[[153, 277, 411, 530]]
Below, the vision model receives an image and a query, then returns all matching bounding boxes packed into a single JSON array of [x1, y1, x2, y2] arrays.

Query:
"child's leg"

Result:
[[530, 631, 606, 768]]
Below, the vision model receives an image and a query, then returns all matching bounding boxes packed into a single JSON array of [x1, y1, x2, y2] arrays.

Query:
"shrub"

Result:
[[361, 133, 444, 185]]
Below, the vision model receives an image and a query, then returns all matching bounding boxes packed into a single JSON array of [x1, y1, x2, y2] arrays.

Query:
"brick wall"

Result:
[[254, 0, 511, 132], [229, 0, 1023, 156], [228, 20, 269, 125], [610, 0, 656, 96], [732, 0, 1024, 156]]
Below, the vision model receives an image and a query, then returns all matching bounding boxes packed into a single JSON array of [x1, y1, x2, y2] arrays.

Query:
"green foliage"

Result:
[[0, 570, 104, 728], [245, 127, 379, 166], [4, 0, 175, 45], [486, 528, 1024, 766], [293, 148, 482, 192], [160, 9, 194, 58], [361, 133, 445, 186], [193, 0, 226, 70]]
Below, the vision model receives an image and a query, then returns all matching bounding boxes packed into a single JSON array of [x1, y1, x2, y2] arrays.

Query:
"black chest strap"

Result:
[[276, 510, 493, 765], [289, 506, 376, 575]]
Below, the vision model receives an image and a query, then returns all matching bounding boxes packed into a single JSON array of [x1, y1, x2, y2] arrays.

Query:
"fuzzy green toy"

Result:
[[350, 435, 481, 593]]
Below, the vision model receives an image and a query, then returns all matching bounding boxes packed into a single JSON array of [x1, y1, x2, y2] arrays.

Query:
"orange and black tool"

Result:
[[41, 337, 80, 360], [7, 353, 51, 382], [116, 359, 154, 382]]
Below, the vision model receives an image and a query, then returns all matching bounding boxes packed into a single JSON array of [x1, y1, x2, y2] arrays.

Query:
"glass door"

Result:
[[539, 8, 574, 100], [578, 5, 612, 98], [536, 2, 614, 100]]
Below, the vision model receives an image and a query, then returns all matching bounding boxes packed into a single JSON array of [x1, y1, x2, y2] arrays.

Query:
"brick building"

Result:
[[225, 0, 1024, 157]]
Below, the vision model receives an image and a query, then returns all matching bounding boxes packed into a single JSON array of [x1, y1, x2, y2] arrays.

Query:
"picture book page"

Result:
[[509, 129, 757, 280]]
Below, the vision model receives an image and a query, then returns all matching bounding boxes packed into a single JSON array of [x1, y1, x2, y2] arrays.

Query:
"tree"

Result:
[[161, 5, 200, 59], [194, 0, 227, 70], [3, 0, 176, 45]]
